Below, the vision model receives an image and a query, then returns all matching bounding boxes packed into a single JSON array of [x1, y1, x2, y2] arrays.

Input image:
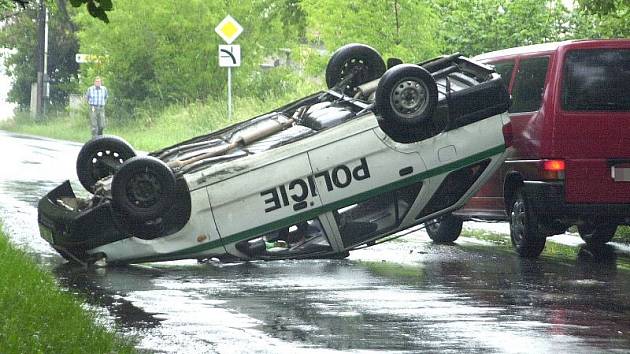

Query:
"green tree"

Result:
[[435, 0, 571, 57], [572, 0, 629, 38], [0, 0, 79, 108], [73, 0, 305, 117], [1, 0, 111, 22], [576, 0, 618, 14], [67, 0, 111, 22], [1, 0, 26, 12], [300, 0, 443, 62]]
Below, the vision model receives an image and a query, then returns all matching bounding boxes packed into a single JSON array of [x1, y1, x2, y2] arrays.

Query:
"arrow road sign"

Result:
[[214, 15, 243, 122], [219, 45, 241, 67]]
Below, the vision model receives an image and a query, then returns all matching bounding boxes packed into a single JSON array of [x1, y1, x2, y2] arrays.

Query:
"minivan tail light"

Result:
[[543, 160, 565, 171], [541, 159, 565, 180], [502, 122, 513, 148]]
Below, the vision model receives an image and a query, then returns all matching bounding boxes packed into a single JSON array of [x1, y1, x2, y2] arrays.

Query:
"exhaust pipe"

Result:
[[354, 78, 380, 98], [230, 114, 292, 145], [168, 114, 294, 169]]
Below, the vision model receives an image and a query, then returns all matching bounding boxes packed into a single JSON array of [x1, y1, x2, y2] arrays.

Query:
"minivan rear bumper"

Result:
[[523, 181, 630, 224]]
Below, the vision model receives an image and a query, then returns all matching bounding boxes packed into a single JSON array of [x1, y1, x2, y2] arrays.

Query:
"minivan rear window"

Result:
[[562, 49, 630, 111]]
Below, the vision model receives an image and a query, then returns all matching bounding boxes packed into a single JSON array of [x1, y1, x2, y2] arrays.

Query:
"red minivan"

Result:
[[425, 39, 630, 257]]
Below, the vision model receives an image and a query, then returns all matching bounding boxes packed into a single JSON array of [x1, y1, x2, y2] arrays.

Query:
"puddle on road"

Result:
[[1, 131, 630, 353]]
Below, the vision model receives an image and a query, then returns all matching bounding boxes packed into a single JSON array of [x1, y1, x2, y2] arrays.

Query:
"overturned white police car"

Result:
[[38, 44, 512, 265]]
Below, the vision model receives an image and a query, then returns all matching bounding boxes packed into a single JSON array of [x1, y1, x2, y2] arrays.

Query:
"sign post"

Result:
[[215, 15, 243, 120]]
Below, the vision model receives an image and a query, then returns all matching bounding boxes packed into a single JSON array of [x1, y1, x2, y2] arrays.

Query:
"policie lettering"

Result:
[[260, 158, 370, 213]]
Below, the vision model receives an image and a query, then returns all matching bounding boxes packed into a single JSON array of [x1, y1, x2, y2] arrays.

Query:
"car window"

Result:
[[562, 49, 630, 111], [509, 57, 549, 113], [335, 182, 422, 248], [492, 61, 515, 87], [235, 217, 333, 257], [416, 160, 489, 220]]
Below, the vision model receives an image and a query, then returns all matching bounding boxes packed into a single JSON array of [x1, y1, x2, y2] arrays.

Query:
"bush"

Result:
[[242, 67, 302, 100]]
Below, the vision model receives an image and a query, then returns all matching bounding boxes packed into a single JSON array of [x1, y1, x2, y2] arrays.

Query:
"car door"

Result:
[[461, 60, 517, 216], [307, 127, 427, 249], [207, 152, 330, 255], [470, 56, 550, 215], [557, 47, 630, 203]]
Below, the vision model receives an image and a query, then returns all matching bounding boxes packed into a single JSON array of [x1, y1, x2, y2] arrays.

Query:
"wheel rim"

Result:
[[126, 171, 163, 208], [90, 150, 126, 180], [390, 78, 429, 119], [339, 58, 368, 92], [510, 198, 526, 246]]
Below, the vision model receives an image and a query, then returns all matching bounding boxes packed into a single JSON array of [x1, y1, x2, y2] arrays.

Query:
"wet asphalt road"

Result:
[[1, 130, 630, 353]]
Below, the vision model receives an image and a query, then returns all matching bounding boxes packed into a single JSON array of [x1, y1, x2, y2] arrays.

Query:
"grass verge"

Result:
[[614, 226, 630, 242], [0, 227, 135, 353], [1, 86, 319, 152]]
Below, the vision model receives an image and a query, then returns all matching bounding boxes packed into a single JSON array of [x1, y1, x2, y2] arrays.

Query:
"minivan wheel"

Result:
[[509, 189, 546, 258], [577, 223, 617, 246], [426, 214, 463, 243]]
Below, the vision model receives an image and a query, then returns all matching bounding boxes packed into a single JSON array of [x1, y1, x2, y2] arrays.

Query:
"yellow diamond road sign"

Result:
[[215, 15, 243, 44]]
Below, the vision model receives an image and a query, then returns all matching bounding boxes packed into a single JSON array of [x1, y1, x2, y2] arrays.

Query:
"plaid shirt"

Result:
[[85, 85, 108, 106]]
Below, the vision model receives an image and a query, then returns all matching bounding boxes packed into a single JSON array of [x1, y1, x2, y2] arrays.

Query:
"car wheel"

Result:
[[374, 64, 438, 143], [112, 156, 176, 222], [509, 189, 546, 258], [325, 43, 386, 96], [426, 214, 463, 243], [577, 223, 617, 246], [76, 135, 136, 193]]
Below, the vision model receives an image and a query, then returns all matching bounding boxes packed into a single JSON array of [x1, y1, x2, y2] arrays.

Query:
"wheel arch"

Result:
[[503, 171, 524, 214]]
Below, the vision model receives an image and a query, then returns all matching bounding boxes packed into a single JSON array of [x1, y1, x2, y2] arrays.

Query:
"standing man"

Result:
[[85, 76, 108, 137]]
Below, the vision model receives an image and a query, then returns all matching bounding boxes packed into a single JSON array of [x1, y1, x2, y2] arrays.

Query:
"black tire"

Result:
[[111, 156, 176, 222], [577, 244, 616, 265], [578, 223, 617, 246], [509, 188, 546, 258], [76, 136, 136, 193], [374, 64, 438, 143], [426, 214, 463, 243], [325, 43, 386, 96]]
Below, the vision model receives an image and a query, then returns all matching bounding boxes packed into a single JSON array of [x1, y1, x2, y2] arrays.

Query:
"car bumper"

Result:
[[523, 181, 630, 223], [37, 181, 127, 260]]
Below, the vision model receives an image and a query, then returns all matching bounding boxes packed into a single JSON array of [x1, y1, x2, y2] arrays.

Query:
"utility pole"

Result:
[[43, 3, 49, 116], [394, 0, 401, 45], [35, 0, 47, 120]]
